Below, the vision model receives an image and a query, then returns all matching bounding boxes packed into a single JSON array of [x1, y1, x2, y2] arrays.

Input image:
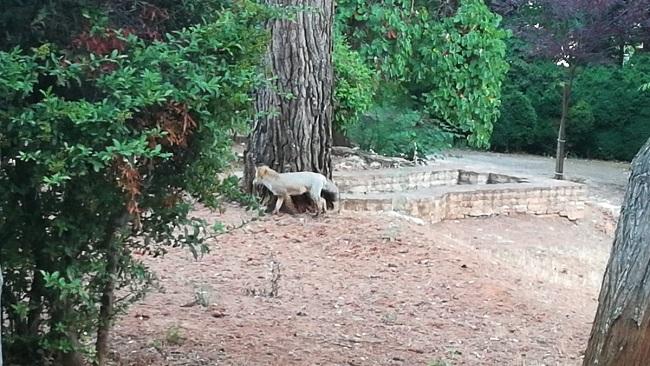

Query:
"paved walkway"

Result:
[[435, 149, 630, 211]]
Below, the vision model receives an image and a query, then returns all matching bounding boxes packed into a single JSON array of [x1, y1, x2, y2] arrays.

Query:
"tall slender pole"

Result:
[[554, 66, 575, 180]]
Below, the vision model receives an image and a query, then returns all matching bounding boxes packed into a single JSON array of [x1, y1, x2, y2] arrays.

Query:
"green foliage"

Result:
[[164, 325, 184, 346], [566, 100, 595, 151], [0, 1, 267, 363], [573, 56, 650, 160], [332, 34, 377, 132], [491, 88, 542, 152], [640, 81, 650, 92], [0, 0, 235, 50], [347, 104, 453, 159], [335, 0, 417, 80], [428, 360, 451, 366], [216, 175, 263, 212], [335, 0, 509, 148], [492, 52, 650, 161], [416, 0, 509, 148]]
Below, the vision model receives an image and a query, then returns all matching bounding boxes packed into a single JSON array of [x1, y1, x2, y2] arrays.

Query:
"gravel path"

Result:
[[436, 149, 629, 211]]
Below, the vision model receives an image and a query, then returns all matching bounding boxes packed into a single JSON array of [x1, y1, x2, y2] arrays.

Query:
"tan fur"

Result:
[[253, 165, 340, 215]]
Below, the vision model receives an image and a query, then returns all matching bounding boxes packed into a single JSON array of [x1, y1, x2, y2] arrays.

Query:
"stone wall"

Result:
[[336, 169, 459, 194], [335, 168, 587, 223]]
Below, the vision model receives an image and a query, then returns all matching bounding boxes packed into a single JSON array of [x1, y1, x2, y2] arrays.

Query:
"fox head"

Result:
[[252, 165, 274, 186]]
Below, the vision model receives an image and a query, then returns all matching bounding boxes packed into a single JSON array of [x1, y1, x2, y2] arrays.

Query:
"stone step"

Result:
[[333, 167, 527, 194], [334, 167, 586, 224]]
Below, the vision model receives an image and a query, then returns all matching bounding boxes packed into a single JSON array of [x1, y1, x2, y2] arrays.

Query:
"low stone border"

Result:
[[334, 167, 586, 223]]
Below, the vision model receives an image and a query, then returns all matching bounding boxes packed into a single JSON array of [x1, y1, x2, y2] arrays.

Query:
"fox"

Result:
[[252, 165, 340, 216]]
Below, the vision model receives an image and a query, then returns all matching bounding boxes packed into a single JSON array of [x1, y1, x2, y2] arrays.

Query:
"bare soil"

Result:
[[111, 204, 613, 366], [110, 149, 625, 366]]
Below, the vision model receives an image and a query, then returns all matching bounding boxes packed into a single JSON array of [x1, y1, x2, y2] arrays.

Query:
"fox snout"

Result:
[[252, 173, 265, 187], [253, 165, 270, 186]]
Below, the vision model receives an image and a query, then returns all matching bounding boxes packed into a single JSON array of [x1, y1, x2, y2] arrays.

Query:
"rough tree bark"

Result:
[[243, 0, 334, 197], [583, 138, 650, 365], [1, 265, 3, 366]]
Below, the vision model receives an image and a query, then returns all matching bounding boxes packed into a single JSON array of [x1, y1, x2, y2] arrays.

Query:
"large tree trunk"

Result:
[[243, 0, 334, 195], [1, 266, 3, 366], [582, 138, 650, 365]]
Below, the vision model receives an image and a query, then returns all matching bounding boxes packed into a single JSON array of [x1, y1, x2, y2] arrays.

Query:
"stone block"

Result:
[[468, 209, 486, 217], [513, 205, 527, 213]]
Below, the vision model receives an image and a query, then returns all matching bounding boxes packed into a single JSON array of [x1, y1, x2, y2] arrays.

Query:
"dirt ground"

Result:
[[110, 150, 625, 366]]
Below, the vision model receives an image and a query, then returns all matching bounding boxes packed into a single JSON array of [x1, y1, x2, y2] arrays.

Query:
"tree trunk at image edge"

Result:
[[1, 266, 3, 366], [243, 0, 334, 193], [582, 138, 650, 365]]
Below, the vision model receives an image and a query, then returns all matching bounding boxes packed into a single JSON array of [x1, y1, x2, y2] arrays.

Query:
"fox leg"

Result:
[[273, 195, 285, 214], [319, 197, 327, 214], [309, 190, 321, 217], [284, 195, 298, 214]]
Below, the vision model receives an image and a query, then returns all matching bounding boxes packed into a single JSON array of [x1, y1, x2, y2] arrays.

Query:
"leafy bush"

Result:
[[416, 0, 510, 148], [593, 120, 650, 160], [333, 33, 377, 133], [491, 52, 558, 155], [0, 1, 267, 364], [572, 57, 650, 160], [0, 0, 236, 50], [334, 0, 416, 80], [493, 52, 650, 161], [335, 0, 509, 148], [566, 100, 595, 154], [347, 105, 453, 159], [491, 88, 540, 152]]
